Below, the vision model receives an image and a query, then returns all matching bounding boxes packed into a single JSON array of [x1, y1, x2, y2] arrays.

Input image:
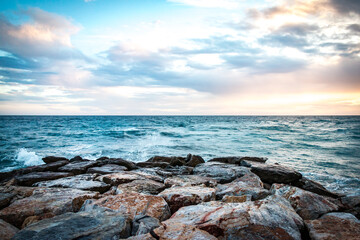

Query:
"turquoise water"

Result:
[[0, 116, 359, 194]]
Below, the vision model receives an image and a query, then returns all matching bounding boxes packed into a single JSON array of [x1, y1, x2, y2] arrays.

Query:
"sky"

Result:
[[0, 0, 359, 115]]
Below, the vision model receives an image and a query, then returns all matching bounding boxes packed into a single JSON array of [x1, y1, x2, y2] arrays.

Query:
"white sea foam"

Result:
[[15, 148, 43, 166]]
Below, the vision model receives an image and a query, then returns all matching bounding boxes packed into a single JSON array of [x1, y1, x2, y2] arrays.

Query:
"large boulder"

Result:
[[0, 186, 36, 205], [193, 162, 250, 183], [81, 192, 171, 221], [164, 175, 217, 188], [147, 156, 186, 164], [12, 211, 131, 240], [251, 164, 302, 184], [42, 156, 68, 164], [87, 164, 128, 174], [159, 186, 216, 213], [209, 156, 267, 165], [341, 195, 360, 218], [305, 212, 360, 240], [185, 154, 205, 167], [0, 188, 99, 228], [271, 184, 342, 220], [116, 179, 166, 195], [136, 162, 170, 169], [131, 215, 161, 236], [15, 172, 73, 186], [58, 160, 98, 174], [166, 195, 304, 240], [0, 219, 19, 240], [33, 174, 111, 193], [96, 172, 149, 186], [96, 157, 138, 170], [293, 177, 341, 198]]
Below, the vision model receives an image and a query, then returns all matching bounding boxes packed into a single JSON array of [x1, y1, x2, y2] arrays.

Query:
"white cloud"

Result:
[[167, 0, 241, 9]]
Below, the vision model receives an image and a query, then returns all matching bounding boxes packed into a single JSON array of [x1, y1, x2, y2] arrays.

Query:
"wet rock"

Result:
[[12, 211, 131, 240], [293, 177, 341, 198], [209, 156, 242, 164], [96, 157, 138, 170], [159, 186, 216, 213], [164, 175, 217, 188], [0, 192, 14, 209], [42, 156, 68, 164], [81, 192, 171, 221], [58, 160, 98, 174], [15, 171, 73, 186], [341, 195, 360, 218], [216, 172, 270, 200], [271, 184, 341, 220], [33, 174, 111, 193], [87, 164, 128, 174], [241, 156, 268, 163], [96, 172, 148, 185], [116, 179, 166, 195], [132, 215, 161, 236], [136, 161, 170, 169], [185, 154, 205, 167], [251, 164, 302, 184], [193, 162, 251, 183], [166, 195, 304, 240], [69, 155, 83, 162], [0, 219, 19, 240], [305, 212, 360, 240], [0, 188, 99, 228], [147, 156, 186, 164]]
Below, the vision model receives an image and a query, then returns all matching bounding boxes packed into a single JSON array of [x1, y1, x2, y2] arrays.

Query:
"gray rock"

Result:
[[0, 219, 19, 240], [251, 164, 302, 184], [58, 160, 98, 174], [164, 175, 217, 188], [147, 156, 186, 163], [132, 215, 160, 236], [116, 179, 166, 195], [12, 211, 131, 240], [33, 174, 111, 193], [0, 192, 14, 209], [136, 162, 170, 169], [96, 158, 138, 170], [15, 172, 73, 186], [185, 154, 205, 167], [293, 177, 341, 198], [96, 172, 148, 186], [87, 164, 128, 174], [42, 156, 68, 164]]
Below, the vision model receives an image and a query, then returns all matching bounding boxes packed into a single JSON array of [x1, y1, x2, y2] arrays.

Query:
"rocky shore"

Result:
[[0, 154, 359, 240]]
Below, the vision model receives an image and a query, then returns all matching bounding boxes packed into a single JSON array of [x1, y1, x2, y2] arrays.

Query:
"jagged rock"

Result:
[[132, 169, 166, 182], [15, 172, 73, 186], [42, 156, 68, 164], [185, 154, 205, 167], [0, 186, 36, 204], [164, 175, 217, 188], [136, 162, 170, 169], [0, 188, 99, 228], [193, 162, 251, 183], [12, 211, 131, 240], [305, 212, 360, 240], [96, 172, 148, 185], [69, 155, 83, 162], [164, 166, 193, 175], [341, 195, 360, 218], [293, 177, 341, 198], [216, 172, 270, 200], [251, 164, 302, 184], [58, 160, 98, 174], [33, 174, 111, 193], [170, 157, 186, 166], [132, 166, 192, 180], [159, 186, 216, 213], [116, 179, 166, 195], [0, 219, 19, 240], [96, 158, 138, 170], [81, 192, 171, 221], [209, 156, 242, 164], [132, 215, 161, 236], [271, 184, 342, 220], [147, 156, 185, 163], [166, 195, 304, 240], [222, 195, 250, 203], [0, 192, 14, 209], [87, 164, 128, 174]]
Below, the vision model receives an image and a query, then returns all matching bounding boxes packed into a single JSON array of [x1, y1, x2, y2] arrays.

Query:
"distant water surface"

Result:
[[0, 116, 359, 195]]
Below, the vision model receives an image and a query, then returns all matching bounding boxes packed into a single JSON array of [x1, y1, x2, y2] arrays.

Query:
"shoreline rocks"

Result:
[[0, 154, 357, 240]]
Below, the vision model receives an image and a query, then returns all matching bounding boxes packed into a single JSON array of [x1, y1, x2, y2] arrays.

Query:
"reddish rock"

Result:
[[0, 192, 14, 209], [58, 160, 98, 174], [222, 195, 250, 203], [42, 156, 69, 164], [166, 195, 304, 240], [87, 164, 128, 174], [96, 172, 146, 185], [15, 172, 73, 186], [0, 219, 19, 240], [271, 184, 341, 220], [0, 188, 99, 228], [251, 164, 302, 184], [159, 186, 216, 213], [164, 175, 217, 188], [0, 186, 36, 204], [116, 179, 166, 195], [305, 212, 360, 240], [81, 192, 171, 221]]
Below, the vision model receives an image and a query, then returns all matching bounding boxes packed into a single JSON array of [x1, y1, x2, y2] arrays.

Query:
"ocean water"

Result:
[[0, 116, 359, 195]]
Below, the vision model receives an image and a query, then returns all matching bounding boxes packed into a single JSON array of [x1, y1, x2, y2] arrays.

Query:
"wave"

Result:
[[15, 148, 43, 167]]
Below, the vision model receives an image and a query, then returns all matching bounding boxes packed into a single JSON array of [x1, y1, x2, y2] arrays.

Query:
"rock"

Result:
[[132, 168, 167, 181], [185, 154, 205, 167], [216, 172, 270, 200], [116, 179, 166, 195], [87, 164, 128, 174], [33, 174, 111, 193], [341, 195, 360, 218], [164, 175, 217, 188], [209, 156, 242, 164], [251, 164, 302, 184], [58, 160, 98, 174], [96, 172, 147, 186], [193, 162, 251, 183], [170, 157, 186, 166], [0, 188, 99, 228], [81, 192, 171, 221], [69, 155, 83, 162], [0, 186, 36, 204], [15, 172, 73, 186], [305, 212, 360, 240], [164, 166, 193, 175], [293, 177, 341, 198], [136, 162, 170, 169], [147, 156, 185, 163], [241, 156, 268, 163], [222, 195, 250, 203], [0, 219, 19, 240], [166, 195, 304, 240], [271, 184, 342, 220], [0, 192, 14, 209], [132, 215, 161, 236], [159, 186, 216, 213], [96, 158, 138, 170], [12, 211, 131, 240], [42, 156, 68, 164]]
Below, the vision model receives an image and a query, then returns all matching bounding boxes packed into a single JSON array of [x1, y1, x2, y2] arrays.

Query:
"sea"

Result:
[[0, 115, 359, 195]]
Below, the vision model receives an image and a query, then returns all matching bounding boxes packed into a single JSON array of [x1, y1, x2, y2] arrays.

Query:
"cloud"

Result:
[[347, 24, 360, 33], [167, 0, 240, 9], [328, 0, 360, 15]]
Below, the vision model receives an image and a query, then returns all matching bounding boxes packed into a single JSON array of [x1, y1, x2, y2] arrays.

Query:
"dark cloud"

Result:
[[347, 24, 360, 33], [275, 23, 319, 36], [320, 42, 360, 57], [259, 34, 309, 48], [329, 0, 360, 15]]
